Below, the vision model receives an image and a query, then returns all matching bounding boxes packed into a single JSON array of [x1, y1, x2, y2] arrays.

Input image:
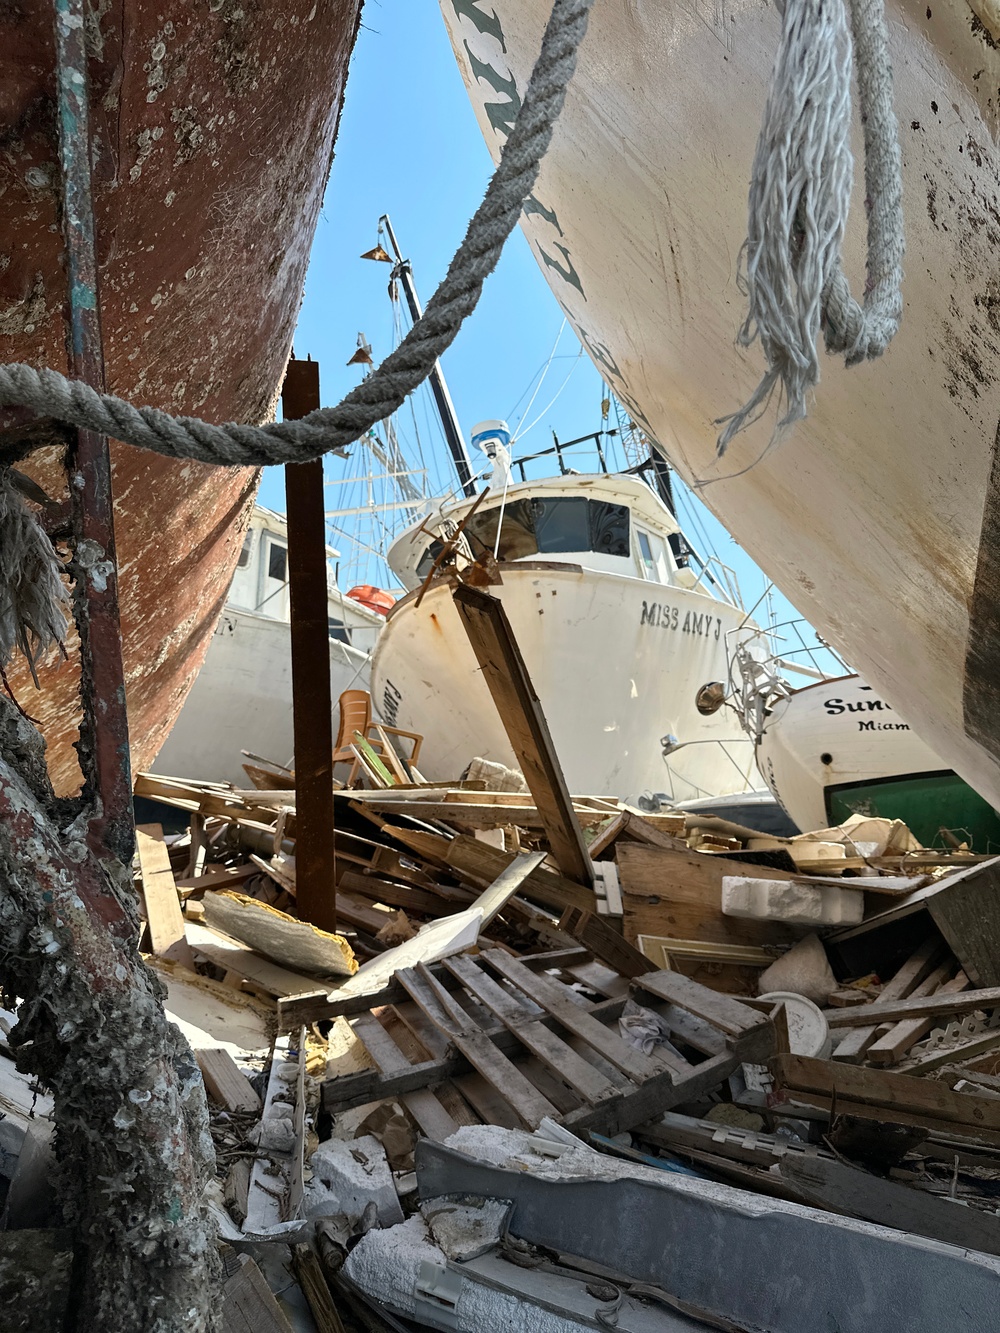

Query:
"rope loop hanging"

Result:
[[716, 0, 904, 455]]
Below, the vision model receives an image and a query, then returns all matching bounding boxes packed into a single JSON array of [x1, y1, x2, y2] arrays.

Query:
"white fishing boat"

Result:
[[727, 626, 1000, 848], [371, 438, 759, 804], [152, 506, 383, 786], [440, 0, 1000, 814]]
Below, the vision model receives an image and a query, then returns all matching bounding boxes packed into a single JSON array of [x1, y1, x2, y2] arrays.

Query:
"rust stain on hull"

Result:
[[0, 0, 363, 794]]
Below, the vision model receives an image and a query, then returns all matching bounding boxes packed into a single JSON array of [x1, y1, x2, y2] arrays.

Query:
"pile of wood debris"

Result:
[[7, 583, 1000, 1329]]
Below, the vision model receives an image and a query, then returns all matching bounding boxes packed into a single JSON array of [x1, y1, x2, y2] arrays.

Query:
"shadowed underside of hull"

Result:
[[442, 0, 1000, 812], [0, 0, 362, 793]]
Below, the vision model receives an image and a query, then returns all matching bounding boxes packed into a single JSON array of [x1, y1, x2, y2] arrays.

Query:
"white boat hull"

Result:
[[371, 566, 756, 803], [756, 674, 946, 831], [441, 0, 1000, 811], [152, 607, 371, 785]]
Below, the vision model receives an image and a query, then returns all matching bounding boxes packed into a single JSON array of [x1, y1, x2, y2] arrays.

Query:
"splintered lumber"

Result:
[[776, 1154, 1000, 1256], [633, 970, 773, 1054], [866, 970, 970, 1066], [291, 1244, 348, 1333], [202, 891, 357, 978], [772, 1054, 1000, 1140], [336, 870, 460, 917], [222, 1253, 294, 1333], [559, 906, 651, 978], [617, 843, 799, 952], [186, 922, 324, 998], [135, 823, 195, 968], [825, 985, 1000, 1028], [832, 937, 945, 1063], [196, 1049, 262, 1113], [441, 834, 593, 913], [451, 583, 593, 887]]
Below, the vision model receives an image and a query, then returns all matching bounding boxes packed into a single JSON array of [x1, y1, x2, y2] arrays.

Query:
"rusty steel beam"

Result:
[[54, 0, 134, 864], [283, 358, 337, 931]]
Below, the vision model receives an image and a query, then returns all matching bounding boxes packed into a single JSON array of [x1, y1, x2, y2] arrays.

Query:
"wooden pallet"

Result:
[[321, 948, 774, 1139]]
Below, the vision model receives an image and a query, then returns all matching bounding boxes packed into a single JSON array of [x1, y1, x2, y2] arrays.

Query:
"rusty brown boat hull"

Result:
[[0, 0, 361, 794]]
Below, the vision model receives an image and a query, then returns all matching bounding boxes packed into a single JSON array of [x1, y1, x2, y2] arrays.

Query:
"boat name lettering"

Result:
[[824, 696, 894, 715], [382, 679, 402, 727], [858, 720, 911, 731], [640, 601, 721, 639]]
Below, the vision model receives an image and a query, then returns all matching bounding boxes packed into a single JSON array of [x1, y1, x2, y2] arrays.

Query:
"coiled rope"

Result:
[[717, 0, 904, 454], [0, 0, 593, 469]]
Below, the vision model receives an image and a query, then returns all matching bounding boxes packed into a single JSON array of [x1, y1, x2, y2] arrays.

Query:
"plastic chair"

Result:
[[332, 689, 423, 785]]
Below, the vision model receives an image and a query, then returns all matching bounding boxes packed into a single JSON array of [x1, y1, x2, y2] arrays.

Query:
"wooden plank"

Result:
[[336, 870, 455, 918], [197, 1049, 262, 1113], [135, 823, 195, 968], [776, 1154, 1000, 1257], [866, 970, 970, 1066], [222, 1255, 294, 1333], [442, 834, 593, 913], [350, 1012, 459, 1141], [559, 905, 651, 978], [632, 970, 768, 1041], [443, 954, 620, 1103], [175, 863, 261, 895], [353, 798, 609, 829], [483, 950, 669, 1081], [772, 1054, 1000, 1134], [291, 1244, 347, 1333], [900, 1028, 1000, 1074], [831, 937, 945, 1062], [924, 859, 1000, 986], [452, 584, 593, 887], [825, 984, 1000, 1028], [186, 923, 323, 999], [397, 965, 558, 1128], [617, 843, 799, 953], [594, 861, 623, 916]]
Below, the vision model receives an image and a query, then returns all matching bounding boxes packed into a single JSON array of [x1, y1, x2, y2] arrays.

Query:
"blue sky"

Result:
[[258, 0, 822, 658]]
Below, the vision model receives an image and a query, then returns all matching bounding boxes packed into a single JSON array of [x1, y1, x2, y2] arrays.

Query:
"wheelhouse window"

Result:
[[460, 497, 631, 564], [328, 617, 352, 645], [237, 530, 254, 569], [268, 542, 288, 582], [636, 527, 672, 582]]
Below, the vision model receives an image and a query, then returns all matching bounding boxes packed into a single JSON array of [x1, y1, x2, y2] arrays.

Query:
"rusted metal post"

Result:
[[283, 357, 337, 931], [54, 0, 134, 865]]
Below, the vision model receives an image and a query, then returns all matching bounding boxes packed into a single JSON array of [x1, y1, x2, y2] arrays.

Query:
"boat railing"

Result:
[[724, 618, 850, 745]]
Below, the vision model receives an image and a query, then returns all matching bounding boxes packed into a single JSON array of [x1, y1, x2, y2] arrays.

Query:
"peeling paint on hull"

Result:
[[442, 0, 1000, 814], [0, 0, 362, 794]]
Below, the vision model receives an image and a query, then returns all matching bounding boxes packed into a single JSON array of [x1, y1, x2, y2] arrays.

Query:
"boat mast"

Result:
[[378, 214, 477, 498]]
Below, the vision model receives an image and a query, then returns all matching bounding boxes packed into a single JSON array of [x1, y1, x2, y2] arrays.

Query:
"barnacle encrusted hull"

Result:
[[0, 0, 363, 794]]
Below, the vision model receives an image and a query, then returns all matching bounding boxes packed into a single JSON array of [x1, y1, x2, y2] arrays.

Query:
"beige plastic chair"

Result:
[[332, 689, 423, 785]]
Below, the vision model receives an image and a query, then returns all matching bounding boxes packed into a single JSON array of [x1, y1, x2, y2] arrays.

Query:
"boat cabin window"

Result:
[[328, 616, 352, 645], [237, 530, 254, 570], [636, 527, 671, 582], [458, 497, 631, 564], [268, 542, 288, 582]]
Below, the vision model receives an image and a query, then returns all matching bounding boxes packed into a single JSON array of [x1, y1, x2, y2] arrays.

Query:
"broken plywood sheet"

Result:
[[336, 909, 482, 999], [203, 891, 357, 978], [186, 921, 328, 998], [148, 958, 274, 1069]]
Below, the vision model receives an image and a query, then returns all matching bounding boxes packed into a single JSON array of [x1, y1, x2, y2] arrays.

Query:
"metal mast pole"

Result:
[[379, 214, 477, 497]]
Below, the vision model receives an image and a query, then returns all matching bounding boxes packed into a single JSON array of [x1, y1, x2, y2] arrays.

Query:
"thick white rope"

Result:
[[717, 0, 903, 454], [0, 0, 593, 673], [0, 0, 593, 470]]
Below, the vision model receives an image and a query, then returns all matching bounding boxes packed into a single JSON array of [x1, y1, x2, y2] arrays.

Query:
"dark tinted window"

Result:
[[237, 530, 254, 569], [589, 501, 630, 556], [268, 543, 287, 581], [462, 496, 630, 562], [328, 617, 352, 644]]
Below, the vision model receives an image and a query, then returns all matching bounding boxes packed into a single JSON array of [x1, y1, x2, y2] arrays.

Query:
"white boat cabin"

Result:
[[387, 474, 710, 595], [229, 506, 383, 652]]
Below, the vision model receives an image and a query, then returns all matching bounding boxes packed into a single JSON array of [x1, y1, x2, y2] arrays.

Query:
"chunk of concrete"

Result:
[[305, 1133, 404, 1226], [421, 1196, 510, 1261], [758, 933, 838, 1005], [722, 876, 864, 926]]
